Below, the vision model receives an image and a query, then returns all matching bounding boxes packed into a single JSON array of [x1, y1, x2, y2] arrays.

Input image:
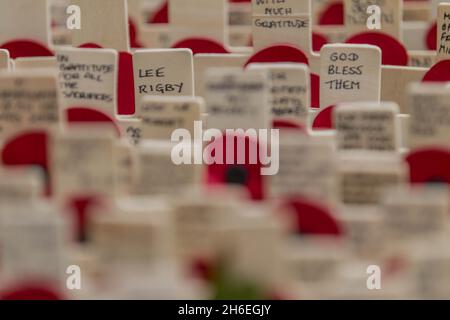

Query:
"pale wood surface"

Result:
[[71, 0, 130, 52]]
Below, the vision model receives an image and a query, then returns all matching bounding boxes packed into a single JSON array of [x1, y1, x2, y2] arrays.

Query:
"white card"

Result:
[[204, 67, 270, 130], [133, 49, 195, 112], [437, 3, 450, 61], [56, 47, 118, 116], [140, 96, 203, 140], [320, 44, 381, 109], [335, 102, 400, 152], [0, 71, 60, 140], [247, 63, 310, 127]]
